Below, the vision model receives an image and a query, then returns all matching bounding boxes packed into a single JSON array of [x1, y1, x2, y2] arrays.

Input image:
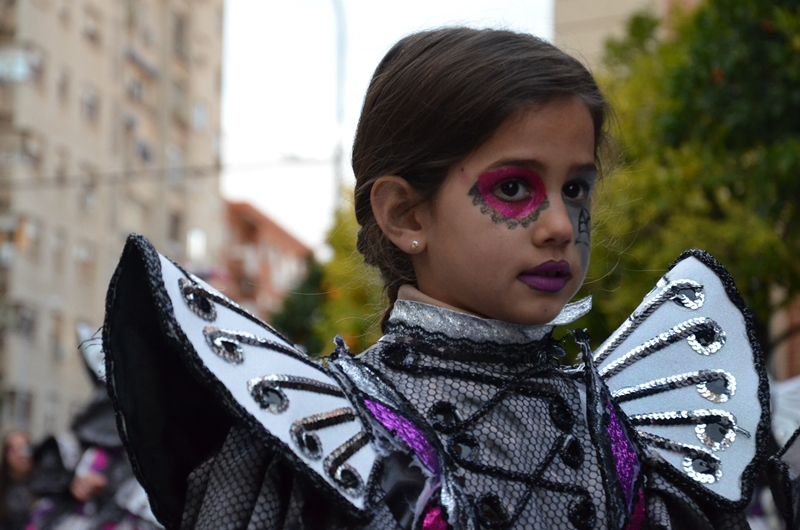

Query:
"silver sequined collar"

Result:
[[386, 297, 592, 345]]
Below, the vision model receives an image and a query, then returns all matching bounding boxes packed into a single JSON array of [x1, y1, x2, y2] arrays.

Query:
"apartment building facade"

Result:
[[553, 0, 693, 72], [0, 0, 224, 438], [223, 201, 311, 323]]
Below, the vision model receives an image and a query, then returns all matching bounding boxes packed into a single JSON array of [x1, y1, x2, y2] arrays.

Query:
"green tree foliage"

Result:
[[269, 256, 327, 355], [577, 1, 800, 356], [311, 197, 383, 355]]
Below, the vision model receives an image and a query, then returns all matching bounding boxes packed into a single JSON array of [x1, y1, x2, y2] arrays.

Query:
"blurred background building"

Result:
[[554, 0, 695, 71], [224, 200, 311, 323], [0, 0, 224, 438]]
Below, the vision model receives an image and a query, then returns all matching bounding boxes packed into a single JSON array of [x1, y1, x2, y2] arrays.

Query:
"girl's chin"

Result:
[[494, 298, 576, 326]]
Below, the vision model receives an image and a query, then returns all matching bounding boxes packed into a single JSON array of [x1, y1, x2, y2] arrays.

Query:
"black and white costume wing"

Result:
[[593, 250, 770, 509], [103, 235, 383, 528]]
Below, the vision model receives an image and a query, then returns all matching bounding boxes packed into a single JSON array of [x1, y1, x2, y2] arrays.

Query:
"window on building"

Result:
[[0, 217, 13, 268], [57, 68, 70, 104], [15, 216, 42, 261], [239, 276, 255, 298], [14, 304, 37, 341], [0, 268, 8, 299], [58, 0, 72, 23], [0, 46, 43, 83], [78, 170, 97, 211], [192, 101, 207, 131], [127, 77, 143, 102], [83, 5, 102, 44], [187, 228, 207, 262], [80, 86, 100, 123], [133, 1, 156, 48], [55, 148, 69, 185], [170, 81, 188, 125], [136, 140, 152, 164], [168, 211, 183, 244], [51, 228, 66, 274], [2, 390, 33, 432], [50, 311, 64, 360], [172, 13, 189, 61], [21, 131, 44, 175], [165, 143, 184, 187], [74, 240, 95, 280]]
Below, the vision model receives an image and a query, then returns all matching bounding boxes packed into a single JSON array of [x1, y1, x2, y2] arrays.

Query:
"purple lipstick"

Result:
[[518, 261, 571, 292]]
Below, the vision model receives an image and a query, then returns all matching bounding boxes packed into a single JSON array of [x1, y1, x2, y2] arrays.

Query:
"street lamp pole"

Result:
[[331, 0, 346, 202]]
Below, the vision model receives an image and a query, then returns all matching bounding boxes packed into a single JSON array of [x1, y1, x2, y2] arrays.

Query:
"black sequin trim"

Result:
[[290, 408, 357, 460], [203, 326, 303, 364], [578, 329, 645, 529], [612, 369, 734, 404], [169, 257, 293, 344], [323, 431, 370, 498], [593, 278, 705, 365], [476, 493, 512, 527], [179, 278, 217, 321], [560, 434, 584, 470]]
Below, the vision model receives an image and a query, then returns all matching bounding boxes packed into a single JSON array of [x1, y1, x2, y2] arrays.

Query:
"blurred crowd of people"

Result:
[[0, 335, 160, 530], [0, 393, 161, 530]]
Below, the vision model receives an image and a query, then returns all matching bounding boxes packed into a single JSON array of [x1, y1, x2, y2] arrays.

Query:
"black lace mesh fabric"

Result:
[[178, 324, 751, 529], [643, 471, 751, 530], [359, 324, 610, 530], [183, 425, 400, 529]]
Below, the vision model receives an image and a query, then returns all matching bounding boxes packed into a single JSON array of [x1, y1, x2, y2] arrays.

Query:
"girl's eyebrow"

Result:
[[482, 158, 598, 176], [572, 165, 599, 178]]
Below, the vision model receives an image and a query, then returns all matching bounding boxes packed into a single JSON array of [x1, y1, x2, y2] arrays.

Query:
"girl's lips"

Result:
[[518, 261, 572, 292]]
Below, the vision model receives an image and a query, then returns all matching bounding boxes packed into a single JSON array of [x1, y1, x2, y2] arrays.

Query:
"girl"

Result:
[[102, 27, 773, 529]]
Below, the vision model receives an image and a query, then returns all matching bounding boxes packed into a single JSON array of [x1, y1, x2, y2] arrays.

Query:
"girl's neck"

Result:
[[397, 285, 480, 317]]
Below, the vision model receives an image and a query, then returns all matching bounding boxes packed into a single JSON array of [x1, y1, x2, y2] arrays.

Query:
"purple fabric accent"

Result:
[[624, 488, 646, 530], [363, 399, 440, 474], [90, 448, 109, 472], [606, 402, 640, 506], [422, 506, 447, 530]]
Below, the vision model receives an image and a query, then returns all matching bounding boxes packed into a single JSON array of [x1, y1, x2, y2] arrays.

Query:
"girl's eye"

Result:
[[563, 181, 589, 202], [494, 180, 531, 202]]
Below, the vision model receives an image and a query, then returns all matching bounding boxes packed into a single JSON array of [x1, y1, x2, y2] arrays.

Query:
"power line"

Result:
[[0, 158, 333, 191]]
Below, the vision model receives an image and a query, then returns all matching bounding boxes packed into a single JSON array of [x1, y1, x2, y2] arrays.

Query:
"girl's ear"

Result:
[[371, 176, 426, 254]]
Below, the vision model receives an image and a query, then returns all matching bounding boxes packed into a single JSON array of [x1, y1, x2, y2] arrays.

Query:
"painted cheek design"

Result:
[[467, 167, 550, 229], [572, 206, 591, 272], [576, 208, 591, 247]]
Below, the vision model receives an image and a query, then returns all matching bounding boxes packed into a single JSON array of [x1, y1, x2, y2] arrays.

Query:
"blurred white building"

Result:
[[0, 0, 225, 439], [554, 0, 695, 72]]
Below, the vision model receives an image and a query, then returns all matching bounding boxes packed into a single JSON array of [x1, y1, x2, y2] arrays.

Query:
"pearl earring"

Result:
[[410, 240, 419, 250]]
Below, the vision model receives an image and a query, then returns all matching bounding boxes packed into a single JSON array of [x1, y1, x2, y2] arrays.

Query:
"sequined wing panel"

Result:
[[159, 253, 380, 512], [592, 250, 769, 508]]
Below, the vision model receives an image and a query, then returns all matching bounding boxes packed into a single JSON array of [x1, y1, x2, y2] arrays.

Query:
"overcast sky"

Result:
[[220, 0, 553, 256]]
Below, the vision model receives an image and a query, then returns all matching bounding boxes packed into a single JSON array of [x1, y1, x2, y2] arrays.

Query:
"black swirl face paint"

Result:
[[571, 206, 591, 271]]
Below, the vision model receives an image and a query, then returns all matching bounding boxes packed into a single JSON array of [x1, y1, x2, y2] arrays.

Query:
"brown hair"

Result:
[[352, 27, 610, 329]]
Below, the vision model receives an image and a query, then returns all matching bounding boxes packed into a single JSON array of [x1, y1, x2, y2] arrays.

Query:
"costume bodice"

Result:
[[350, 300, 618, 530]]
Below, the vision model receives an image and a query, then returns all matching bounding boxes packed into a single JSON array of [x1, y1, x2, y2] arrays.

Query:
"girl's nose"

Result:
[[533, 199, 574, 247]]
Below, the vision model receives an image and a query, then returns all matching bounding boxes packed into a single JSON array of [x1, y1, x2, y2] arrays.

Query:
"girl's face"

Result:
[[412, 97, 596, 325]]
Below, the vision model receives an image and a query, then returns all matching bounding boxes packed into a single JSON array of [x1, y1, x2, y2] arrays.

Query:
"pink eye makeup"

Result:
[[467, 166, 549, 228]]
